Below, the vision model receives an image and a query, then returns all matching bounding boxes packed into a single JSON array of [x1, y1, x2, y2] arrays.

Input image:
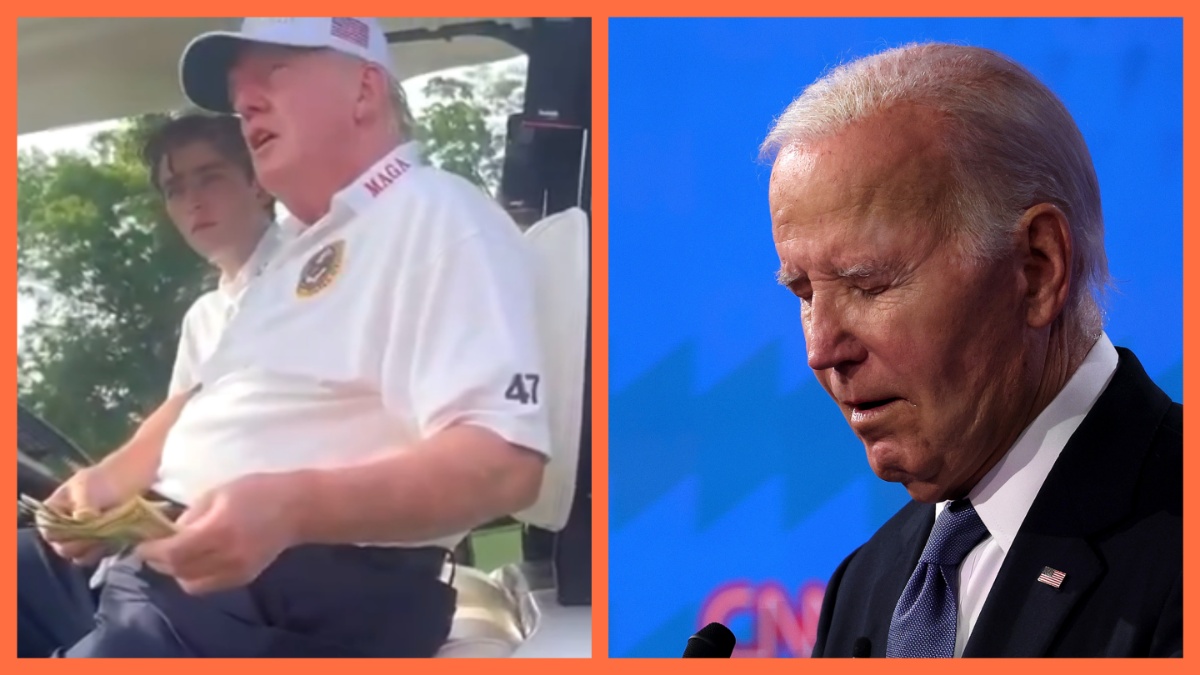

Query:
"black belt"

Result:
[[321, 544, 451, 580], [153, 495, 452, 581]]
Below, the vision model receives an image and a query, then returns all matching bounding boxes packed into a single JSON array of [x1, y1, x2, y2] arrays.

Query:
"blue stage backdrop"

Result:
[[607, 17, 1182, 658]]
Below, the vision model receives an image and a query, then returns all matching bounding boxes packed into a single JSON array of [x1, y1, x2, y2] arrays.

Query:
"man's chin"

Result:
[[254, 156, 292, 194], [885, 472, 958, 504], [870, 466, 930, 499], [900, 481, 953, 504], [865, 445, 946, 503], [864, 440, 908, 479]]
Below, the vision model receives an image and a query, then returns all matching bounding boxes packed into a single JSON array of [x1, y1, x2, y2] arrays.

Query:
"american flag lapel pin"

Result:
[[1037, 566, 1066, 589]]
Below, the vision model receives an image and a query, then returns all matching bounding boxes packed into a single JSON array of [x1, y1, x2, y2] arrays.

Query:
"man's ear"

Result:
[[355, 65, 391, 125], [1017, 202, 1073, 330]]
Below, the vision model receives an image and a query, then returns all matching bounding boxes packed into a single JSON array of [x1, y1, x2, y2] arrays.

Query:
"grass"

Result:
[[468, 523, 524, 571]]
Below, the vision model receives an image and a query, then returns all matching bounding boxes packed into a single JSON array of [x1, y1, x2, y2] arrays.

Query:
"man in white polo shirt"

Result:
[[18, 113, 281, 657], [36, 18, 550, 658]]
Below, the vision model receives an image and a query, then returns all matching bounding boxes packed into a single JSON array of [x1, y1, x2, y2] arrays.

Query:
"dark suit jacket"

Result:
[[812, 347, 1182, 657]]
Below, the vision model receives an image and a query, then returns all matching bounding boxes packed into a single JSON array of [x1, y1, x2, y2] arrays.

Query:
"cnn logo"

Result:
[[698, 580, 825, 658]]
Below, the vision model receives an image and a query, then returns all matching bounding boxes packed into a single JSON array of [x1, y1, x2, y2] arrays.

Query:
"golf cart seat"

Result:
[[434, 206, 590, 657]]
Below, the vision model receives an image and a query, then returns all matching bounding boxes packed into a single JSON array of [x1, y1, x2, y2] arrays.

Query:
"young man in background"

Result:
[[18, 112, 281, 658]]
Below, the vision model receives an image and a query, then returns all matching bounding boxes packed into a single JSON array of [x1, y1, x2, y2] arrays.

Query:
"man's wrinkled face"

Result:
[[227, 45, 361, 193], [769, 107, 1032, 502]]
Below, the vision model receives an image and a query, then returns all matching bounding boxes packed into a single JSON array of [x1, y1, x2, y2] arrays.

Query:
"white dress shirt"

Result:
[[938, 331, 1119, 657]]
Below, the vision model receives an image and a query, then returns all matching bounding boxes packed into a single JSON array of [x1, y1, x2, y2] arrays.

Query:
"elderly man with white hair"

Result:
[[763, 43, 1181, 658], [25, 17, 550, 658]]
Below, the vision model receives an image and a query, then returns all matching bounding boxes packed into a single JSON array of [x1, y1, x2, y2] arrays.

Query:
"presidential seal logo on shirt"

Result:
[[296, 240, 345, 298]]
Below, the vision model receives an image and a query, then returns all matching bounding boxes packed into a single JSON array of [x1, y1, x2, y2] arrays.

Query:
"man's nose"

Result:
[[230, 83, 267, 118], [804, 295, 866, 372], [186, 191, 208, 216]]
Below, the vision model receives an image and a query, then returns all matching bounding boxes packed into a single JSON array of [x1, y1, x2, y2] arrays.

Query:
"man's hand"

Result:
[[38, 467, 129, 566], [135, 472, 307, 595]]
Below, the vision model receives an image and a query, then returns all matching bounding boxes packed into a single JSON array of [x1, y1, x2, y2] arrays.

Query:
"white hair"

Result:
[[319, 47, 415, 139], [762, 42, 1108, 337], [387, 76, 416, 139]]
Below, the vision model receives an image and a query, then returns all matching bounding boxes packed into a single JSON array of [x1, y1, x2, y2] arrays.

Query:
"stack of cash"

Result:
[[18, 494, 179, 547]]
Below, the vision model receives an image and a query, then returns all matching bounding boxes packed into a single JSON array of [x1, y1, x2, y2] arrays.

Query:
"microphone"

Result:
[[852, 637, 872, 658], [683, 622, 736, 658]]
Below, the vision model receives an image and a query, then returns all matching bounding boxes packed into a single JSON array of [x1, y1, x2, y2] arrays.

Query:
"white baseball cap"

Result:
[[179, 17, 396, 114]]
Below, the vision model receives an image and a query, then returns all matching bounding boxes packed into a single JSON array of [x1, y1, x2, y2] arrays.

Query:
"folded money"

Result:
[[19, 494, 179, 547]]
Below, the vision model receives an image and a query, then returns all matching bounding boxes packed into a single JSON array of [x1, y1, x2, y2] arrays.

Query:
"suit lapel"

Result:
[[964, 348, 1171, 657], [963, 535, 1101, 656], [868, 503, 934, 653]]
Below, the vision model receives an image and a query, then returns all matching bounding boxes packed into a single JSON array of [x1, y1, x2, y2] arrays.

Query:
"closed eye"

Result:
[[854, 285, 888, 298]]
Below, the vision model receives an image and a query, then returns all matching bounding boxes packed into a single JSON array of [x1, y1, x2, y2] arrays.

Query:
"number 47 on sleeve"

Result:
[[505, 373, 541, 405]]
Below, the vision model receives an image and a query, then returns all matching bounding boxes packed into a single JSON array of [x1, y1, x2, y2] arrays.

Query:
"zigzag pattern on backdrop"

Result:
[[608, 340, 1183, 657], [609, 475, 889, 656], [610, 341, 912, 532]]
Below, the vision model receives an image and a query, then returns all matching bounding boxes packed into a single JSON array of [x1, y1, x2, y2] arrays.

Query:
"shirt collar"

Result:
[[279, 141, 424, 238], [217, 223, 283, 298], [936, 331, 1120, 552]]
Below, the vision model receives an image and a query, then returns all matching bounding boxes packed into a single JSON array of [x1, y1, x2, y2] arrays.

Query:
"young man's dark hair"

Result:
[[141, 111, 275, 216]]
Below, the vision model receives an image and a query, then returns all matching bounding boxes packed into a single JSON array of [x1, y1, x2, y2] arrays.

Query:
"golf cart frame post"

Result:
[[433, 17, 593, 608]]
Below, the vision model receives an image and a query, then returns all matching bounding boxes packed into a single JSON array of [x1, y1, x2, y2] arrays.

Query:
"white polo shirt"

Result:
[[168, 225, 283, 396], [154, 142, 550, 551]]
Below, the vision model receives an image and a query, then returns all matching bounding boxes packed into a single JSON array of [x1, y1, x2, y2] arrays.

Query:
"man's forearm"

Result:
[[287, 425, 546, 545], [94, 390, 191, 496]]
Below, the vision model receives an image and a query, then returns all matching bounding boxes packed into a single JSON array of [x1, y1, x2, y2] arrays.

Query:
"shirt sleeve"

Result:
[[380, 198, 551, 458]]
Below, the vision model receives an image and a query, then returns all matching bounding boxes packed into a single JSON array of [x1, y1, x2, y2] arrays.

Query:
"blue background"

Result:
[[607, 18, 1183, 658]]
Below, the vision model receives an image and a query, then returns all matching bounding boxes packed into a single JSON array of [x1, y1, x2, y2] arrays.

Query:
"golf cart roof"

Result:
[[18, 17, 528, 136]]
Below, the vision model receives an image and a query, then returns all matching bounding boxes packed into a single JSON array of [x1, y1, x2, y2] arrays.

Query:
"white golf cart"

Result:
[[17, 17, 592, 658]]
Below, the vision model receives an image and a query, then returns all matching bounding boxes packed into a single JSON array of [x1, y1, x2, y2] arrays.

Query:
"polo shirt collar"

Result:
[[279, 141, 425, 238], [217, 222, 282, 298]]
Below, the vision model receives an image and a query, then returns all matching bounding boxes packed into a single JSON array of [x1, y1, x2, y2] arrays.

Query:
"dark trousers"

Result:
[[17, 528, 456, 657]]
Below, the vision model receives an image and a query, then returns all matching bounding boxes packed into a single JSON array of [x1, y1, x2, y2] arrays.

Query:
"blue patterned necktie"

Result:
[[887, 499, 990, 658]]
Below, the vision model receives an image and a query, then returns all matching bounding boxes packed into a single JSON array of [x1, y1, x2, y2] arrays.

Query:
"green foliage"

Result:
[[18, 115, 213, 454], [415, 61, 526, 195], [17, 62, 525, 457]]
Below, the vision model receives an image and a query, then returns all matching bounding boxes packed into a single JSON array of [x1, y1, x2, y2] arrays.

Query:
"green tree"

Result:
[[18, 114, 213, 459], [415, 59, 526, 195], [17, 62, 526, 460]]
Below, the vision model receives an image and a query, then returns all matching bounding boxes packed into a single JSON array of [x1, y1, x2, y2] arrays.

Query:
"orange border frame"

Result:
[[5, 1, 1195, 670]]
